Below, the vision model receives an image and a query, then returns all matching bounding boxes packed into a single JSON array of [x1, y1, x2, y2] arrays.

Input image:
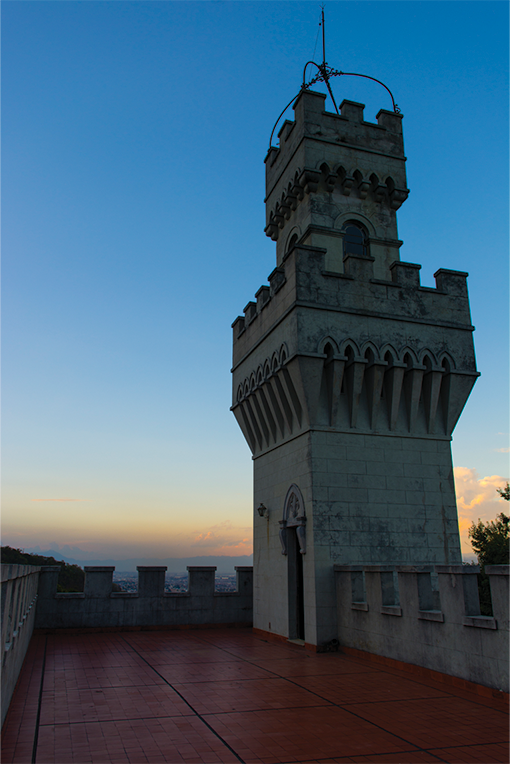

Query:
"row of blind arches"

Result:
[[273, 164, 401, 226], [277, 165, 401, 204], [237, 342, 455, 403], [237, 345, 290, 402], [317, 163, 400, 195], [321, 341, 455, 371]]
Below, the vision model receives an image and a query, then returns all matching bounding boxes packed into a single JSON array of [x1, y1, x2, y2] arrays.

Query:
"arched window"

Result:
[[342, 222, 368, 257]]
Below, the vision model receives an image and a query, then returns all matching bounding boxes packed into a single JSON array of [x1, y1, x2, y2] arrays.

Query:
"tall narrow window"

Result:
[[342, 223, 367, 257]]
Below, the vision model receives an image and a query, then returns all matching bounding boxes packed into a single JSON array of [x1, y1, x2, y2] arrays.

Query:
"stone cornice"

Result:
[[265, 130, 408, 202]]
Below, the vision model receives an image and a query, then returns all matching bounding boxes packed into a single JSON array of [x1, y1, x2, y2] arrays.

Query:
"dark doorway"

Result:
[[288, 527, 305, 640]]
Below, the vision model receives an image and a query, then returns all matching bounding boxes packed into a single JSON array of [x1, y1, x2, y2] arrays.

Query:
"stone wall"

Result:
[[35, 565, 253, 630], [310, 431, 461, 565], [334, 563, 509, 691], [253, 432, 315, 641], [1, 564, 40, 727]]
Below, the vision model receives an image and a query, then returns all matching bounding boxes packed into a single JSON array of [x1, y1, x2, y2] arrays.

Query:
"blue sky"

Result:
[[2, 1, 508, 560]]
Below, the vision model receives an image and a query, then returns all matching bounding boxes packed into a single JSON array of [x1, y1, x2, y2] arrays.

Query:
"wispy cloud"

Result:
[[494, 447, 510, 453], [31, 498, 91, 502]]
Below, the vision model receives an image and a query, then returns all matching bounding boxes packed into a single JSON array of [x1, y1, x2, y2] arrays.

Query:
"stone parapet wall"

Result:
[[233, 245, 475, 369], [1, 564, 41, 727], [334, 563, 509, 692], [35, 565, 253, 630]]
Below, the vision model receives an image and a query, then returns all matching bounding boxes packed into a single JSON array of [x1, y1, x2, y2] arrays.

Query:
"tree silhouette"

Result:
[[468, 486, 509, 615]]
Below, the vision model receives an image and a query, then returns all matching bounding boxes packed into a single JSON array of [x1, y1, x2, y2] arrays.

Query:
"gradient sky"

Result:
[[2, 1, 508, 561]]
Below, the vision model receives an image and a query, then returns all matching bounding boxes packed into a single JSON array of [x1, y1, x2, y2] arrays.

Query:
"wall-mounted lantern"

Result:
[[257, 503, 269, 519]]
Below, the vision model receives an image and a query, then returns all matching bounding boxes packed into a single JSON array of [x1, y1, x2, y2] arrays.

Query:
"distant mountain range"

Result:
[[10, 544, 476, 569], [21, 546, 253, 573]]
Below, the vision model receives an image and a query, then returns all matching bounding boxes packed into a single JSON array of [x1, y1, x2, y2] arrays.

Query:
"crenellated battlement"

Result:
[[233, 250, 473, 357], [265, 93, 405, 198], [34, 565, 253, 630]]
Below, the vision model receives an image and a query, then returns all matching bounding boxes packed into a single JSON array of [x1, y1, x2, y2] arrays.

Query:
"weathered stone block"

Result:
[[137, 567, 167, 597], [84, 567, 114, 598]]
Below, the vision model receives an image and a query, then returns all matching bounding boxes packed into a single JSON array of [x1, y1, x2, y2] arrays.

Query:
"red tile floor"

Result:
[[2, 628, 508, 764]]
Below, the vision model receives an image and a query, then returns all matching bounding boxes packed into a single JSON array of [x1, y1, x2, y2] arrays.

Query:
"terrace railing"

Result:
[[335, 563, 509, 692], [1, 564, 41, 727]]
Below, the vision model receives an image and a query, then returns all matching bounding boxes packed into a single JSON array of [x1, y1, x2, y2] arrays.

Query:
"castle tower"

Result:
[[231, 87, 479, 648]]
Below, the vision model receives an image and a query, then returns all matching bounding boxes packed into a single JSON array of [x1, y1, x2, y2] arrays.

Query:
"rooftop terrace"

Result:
[[2, 627, 508, 764]]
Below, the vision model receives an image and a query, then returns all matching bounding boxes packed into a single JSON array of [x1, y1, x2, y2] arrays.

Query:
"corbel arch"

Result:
[[319, 161, 338, 192], [284, 226, 301, 254], [339, 339, 360, 357], [380, 343, 399, 365], [279, 343, 289, 365], [400, 347, 419, 367], [369, 172, 380, 186], [361, 340, 380, 362], [318, 160, 332, 175], [438, 352, 456, 371], [318, 336, 339, 355], [419, 349, 438, 367]]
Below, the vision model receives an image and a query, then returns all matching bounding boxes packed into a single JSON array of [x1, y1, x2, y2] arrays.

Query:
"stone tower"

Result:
[[231, 88, 478, 648]]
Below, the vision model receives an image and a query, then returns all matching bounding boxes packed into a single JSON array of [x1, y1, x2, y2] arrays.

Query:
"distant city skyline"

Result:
[[2, 2, 508, 561]]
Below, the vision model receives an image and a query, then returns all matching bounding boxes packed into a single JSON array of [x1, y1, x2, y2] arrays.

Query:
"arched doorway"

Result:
[[279, 484, 306, 640]]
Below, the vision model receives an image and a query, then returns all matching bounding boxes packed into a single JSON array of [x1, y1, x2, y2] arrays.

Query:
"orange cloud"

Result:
[[454, 468, 508, 557], [191, 520, 253, 556]]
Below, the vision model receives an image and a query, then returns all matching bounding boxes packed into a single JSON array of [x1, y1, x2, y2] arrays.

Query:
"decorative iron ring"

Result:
[[269, 65, 400, 149]]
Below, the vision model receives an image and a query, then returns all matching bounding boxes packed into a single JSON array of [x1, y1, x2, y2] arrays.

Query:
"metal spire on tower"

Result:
[[269, 7, 400, 148]]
